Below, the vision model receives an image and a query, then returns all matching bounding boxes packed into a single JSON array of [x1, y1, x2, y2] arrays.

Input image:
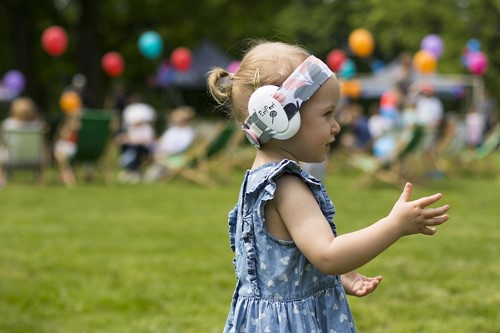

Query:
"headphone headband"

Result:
[[244, 55, 334, 148]]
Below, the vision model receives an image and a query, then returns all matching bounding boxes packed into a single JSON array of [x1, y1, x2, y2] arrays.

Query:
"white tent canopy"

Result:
[[355, 61, 483, 105]]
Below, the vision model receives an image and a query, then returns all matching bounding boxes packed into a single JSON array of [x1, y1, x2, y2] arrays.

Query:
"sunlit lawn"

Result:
[[0, 158, 498, 333]]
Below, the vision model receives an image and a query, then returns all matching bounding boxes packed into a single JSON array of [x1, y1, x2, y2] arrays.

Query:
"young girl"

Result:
[[207, 41, 450, 333]]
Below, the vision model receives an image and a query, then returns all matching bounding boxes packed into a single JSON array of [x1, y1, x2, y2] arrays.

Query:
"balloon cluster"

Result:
[[461, 39, 488, 75], [325, 29, 375, 98], [413, 34, 442, 74], [40, 25, 195, 79]]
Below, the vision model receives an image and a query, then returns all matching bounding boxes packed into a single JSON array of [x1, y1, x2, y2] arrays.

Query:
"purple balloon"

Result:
[[467, 51, 488, 75], [421, 34, 444, 59], [3, 70, 26, 93]]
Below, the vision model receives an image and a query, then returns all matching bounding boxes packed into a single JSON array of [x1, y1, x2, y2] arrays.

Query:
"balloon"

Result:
[[138, 31, 163, 59], [59, 91, 82, 114], [413, 50, 437, 74], [41, 26, 68, 57], [371, 59, 385, 73], [3, 70, 26, 93], [466, 38, 481, 52], [156, 63, 175, 87], [420, 34, 444, 58], [227, 60, 241, 74], [373, 135, 396, 159], [467, 51, 488, 75], [340, 80, 362, 99], [171, 47, 192, 72], [101, 51, 125, 77], [326, 49, 347, 71], [348, 29, 374, 57], [339, 59, 356, 79]]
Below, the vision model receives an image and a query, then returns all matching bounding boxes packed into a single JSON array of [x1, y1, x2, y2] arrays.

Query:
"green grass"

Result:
[[0, 164, 499, 333]]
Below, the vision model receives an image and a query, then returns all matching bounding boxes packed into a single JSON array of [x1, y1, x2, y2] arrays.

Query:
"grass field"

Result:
[[0, 162, 499, 333]]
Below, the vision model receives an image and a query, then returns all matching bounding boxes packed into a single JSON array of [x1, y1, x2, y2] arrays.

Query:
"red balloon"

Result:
[[101, 52, 125, 77], [326, 49, 346, 72], [41, 26, 69, 57], [171, 47, 192, 72]]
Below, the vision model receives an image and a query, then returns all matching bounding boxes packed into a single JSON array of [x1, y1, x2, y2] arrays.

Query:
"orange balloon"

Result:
[[59, 91, 82, 114], [413, 50, 437, 74], [340, 80, 362, 99], [348, 29, 374, 58]]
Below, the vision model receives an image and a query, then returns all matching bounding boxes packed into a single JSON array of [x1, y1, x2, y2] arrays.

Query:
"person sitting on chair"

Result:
[[0, 97, 45, 186], [144, 105, 196, 183]]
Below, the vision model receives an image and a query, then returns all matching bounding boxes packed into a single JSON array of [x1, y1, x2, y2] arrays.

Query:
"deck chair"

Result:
[[154, 121, 239, 187], [349, 125, 425, 187], [0, 127, 48, 185], [71, 109, 114, 184], [460, 124, 500, 175]]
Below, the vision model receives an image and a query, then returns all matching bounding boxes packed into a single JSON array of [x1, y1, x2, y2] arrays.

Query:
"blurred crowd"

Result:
[[0, 70, 498, 187]]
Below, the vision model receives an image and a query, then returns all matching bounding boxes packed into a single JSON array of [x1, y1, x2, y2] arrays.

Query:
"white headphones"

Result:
[[247, 85, 301, 140], [242, 55, 333, 148]]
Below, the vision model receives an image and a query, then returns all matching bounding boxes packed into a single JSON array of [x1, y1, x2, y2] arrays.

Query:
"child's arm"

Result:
[[271, 176, 449, 276]]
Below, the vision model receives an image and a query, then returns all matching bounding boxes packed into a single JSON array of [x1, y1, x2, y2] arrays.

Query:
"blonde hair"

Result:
[[9, 97, 39, 122], [207, 41, 310, 124]]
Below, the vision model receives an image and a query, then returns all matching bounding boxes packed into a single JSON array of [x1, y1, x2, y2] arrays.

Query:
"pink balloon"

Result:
[[467, 51, 488, 75], [227, 60, 241, 74]]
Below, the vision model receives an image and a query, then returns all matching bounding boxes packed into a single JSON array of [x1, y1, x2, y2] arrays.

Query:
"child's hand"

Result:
[[341, 271, 382, 297], [389, 182, 450, 236]]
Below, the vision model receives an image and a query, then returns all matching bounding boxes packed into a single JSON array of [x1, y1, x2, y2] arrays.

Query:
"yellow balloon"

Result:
[[413, 50, 437, 74], [348, 29, 374, 58], [59, 91, 82, 114]]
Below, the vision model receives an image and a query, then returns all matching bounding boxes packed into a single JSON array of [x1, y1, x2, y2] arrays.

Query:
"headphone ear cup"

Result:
[[247, 85, 302, 142], [272, 112, 301, 140]]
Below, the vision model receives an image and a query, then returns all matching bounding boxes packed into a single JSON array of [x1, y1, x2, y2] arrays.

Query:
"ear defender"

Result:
[[247, 85, 302, 141], [242, 55, 334, 148]]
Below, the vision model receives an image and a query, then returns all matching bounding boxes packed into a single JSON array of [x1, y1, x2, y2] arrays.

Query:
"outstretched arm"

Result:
[[273, 178, 450, 276]]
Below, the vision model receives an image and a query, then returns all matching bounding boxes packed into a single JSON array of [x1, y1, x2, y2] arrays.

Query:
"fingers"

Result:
[[414, 192, 443, 208], [422, 205, 450, 219], [399, 182, 413, 202]]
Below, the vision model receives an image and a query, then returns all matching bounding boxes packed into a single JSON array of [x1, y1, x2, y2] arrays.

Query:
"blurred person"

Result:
[[1, 97, 45, 131], [63, 74, 93, 108], [0, 97, 46, 186], [465, 106, 484, 148], [53, 113, 82, 187], [116, 101, 156, 183], [144, 105, 196, 183], [415, 83, 444, 175]]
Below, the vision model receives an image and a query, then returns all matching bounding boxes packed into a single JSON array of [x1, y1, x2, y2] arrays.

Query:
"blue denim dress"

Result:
[[224, 160, 356, 333]]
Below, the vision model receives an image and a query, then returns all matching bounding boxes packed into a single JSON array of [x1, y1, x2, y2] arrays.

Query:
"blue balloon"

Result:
[[138, 31, 163, 59], [466, 38, 481, 52], [339, 59, 356, 79], [371, 59, 385, 73], [373, 135, 396, 159]]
